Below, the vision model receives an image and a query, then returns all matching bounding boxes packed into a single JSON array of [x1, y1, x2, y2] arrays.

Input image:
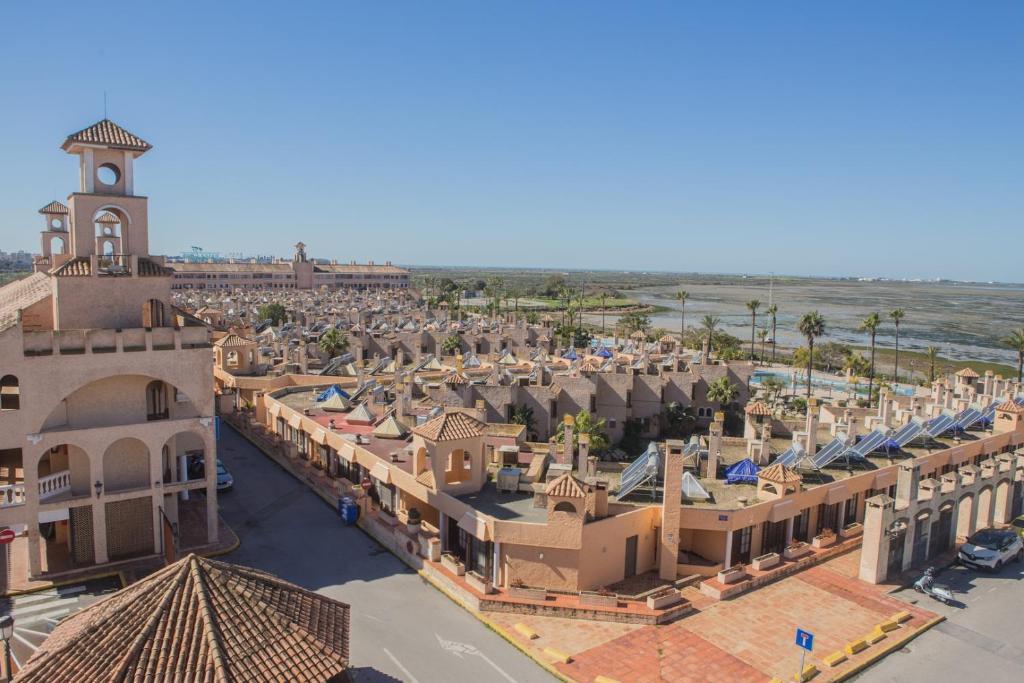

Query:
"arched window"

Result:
[[553, 501, 578, 514], [146, 380, 168, 420], [1, 375, 20, 410], [50, 235, 66, 255]]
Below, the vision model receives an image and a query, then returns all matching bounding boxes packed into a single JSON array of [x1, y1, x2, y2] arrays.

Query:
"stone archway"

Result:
[[102, 437, 150, 493], [956, 493, 975, 541], [976, 486, 994, 530]]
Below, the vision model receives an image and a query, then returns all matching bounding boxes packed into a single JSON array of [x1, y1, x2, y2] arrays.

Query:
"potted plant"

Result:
[[717, 563, 748, 584], [465, 569, 494, 594], [840, 521, 863, 538], [406, 507, 422, 534], [812, 528, 836, 549], [751, 552, 781, 572], [440, 552, 466, 576], [783, 541, 812, 560], [508, 579, 548, 601]]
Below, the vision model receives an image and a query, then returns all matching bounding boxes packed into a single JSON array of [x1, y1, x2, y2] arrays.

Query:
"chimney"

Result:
[[298, 341, 308, 375], [659, 440, 684, 580], [395, 379, 406, 421], [577, 434, 590, 478], [475, 399, 487, 423], [456, 353, 464, 374], [983, 370, 994, 397], [880, 391, 892, 425], [804, 398, 819, 455], [707, 413, 723, 479], [561, 414, 575, 466], [758, 424, 772, 465], [586, 455, 598, 480]]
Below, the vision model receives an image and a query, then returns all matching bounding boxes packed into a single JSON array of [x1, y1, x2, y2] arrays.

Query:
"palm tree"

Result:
[[700, 315, 720, 360], [889, 309, 905, 384], [675, 290, 689, 341], [766, 304, 778, 365], [797, 311, 826, 399], [442, 334, 462, 355], [318, 328, 348, 359], [757, 327, 769, 364], [555, 410, 610, 452], [1002, 328, 1024, 383], [860, 312, 881, 408], [925, 346, 939, 382], [510, 404, 536, 436], [707, 376, 739, 406], [746, 300, 761, 363]]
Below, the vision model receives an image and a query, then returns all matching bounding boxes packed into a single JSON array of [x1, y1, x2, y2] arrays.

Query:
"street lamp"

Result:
[[0, 614, 13, 681]]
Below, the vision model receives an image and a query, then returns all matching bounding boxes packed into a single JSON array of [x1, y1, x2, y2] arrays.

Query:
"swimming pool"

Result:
[[751, 368, 916, 396]]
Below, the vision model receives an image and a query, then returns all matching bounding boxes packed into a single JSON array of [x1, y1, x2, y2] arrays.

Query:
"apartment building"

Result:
[[1, 119, 218, 578]]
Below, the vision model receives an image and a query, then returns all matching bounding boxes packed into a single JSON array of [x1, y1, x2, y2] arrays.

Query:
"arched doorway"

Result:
[[976, 486, 994, 530], [956, 493, 975, 541]]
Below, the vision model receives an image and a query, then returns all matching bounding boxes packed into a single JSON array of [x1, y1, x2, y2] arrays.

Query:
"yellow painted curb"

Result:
[[892, 610, 912, 624], [793, 663, 819, 681], [823, 651, 847, 667], [834, 615, 946, 682], [844, 638, 868, 655], [595, 676, 621, 683], [514, 622, 539, 640], [544, 647, 572, 664], [878, 618, 900, 633], [866, 628, 887, 644]]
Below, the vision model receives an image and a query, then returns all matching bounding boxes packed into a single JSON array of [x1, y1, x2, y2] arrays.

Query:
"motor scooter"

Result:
[[913, 567, 954, 604]]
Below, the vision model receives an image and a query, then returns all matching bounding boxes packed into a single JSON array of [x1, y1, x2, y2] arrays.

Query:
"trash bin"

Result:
[[339, 497, 359, 525]]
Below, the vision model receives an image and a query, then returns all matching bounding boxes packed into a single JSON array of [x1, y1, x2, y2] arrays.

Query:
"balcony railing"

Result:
[[23, 327, 211, 357], [0, 470, 74, 508]]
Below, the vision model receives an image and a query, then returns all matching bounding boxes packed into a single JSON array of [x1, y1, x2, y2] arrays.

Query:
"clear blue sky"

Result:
[[1, 2, 1021, 281]]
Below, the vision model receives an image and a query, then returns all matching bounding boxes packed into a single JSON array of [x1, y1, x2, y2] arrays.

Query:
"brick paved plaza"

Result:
[[490, 550, 940, 683]]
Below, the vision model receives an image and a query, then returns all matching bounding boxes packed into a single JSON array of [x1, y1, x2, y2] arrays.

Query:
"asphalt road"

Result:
[[852, 557, 1024, 682], [216, 425, 553, 683]]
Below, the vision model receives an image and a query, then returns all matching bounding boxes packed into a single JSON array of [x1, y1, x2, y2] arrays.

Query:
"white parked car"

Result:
[[958, 528, 1024, 570]]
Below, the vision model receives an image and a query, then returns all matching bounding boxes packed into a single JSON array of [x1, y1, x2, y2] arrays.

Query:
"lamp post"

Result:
[[1, 614, 14, 681]]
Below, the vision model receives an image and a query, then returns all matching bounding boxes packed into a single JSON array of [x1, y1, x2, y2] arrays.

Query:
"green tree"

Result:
[[757, 327, 769, 363], [889, 309, 906, 384], [707, 376, 739, 406], [510, 404, 536, 435], [700, 315, 720, 359], [675, 290, 689, 341], [543, 274, 566, 297], [766, 304, 779, 364], [556, 410, 610, 453], [661, 401, 697, 438], [442, 334, 462, 355], [746, 299, 761, 362], [617, 311, 651, 337], [797, 311, 826, 399], [525, 311, 540, 325], [1002, 328, 1024, 383], [257, 303, 287, 326], [925, 346, 939, 382], [318, 328, 348, 358], [760, 376, 786, 406], [859, 312, 881, 408]]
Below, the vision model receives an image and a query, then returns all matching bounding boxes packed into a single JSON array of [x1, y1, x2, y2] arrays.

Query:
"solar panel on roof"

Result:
[[953, 407, 982, 430], [925, 413, 956, 437], [774, 444, 801, 467], [892, 420, 923, 447], [617, 444, 662, 500], [848, 429, 888, 459], [810, 437, 849, 469]]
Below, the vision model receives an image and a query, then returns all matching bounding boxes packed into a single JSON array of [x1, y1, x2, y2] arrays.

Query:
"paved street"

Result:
[[853, 559, 1024, 682], [0, 575, 122, 673], [217, 425, 552, 683]]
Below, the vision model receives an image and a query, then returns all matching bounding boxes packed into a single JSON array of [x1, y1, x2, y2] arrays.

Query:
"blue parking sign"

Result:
[[795, 628, 814, 652]]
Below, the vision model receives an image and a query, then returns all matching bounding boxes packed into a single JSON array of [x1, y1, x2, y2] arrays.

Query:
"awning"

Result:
[[825, 485, 850, 505], [457, 510, 491, 541], [339, 443, 355, 463], [288, 413, 302, 429], [370, 461, 392, 485], [269, 403, 281, 418], [311, 429, 327, 445], [767, 499, 800, 523]]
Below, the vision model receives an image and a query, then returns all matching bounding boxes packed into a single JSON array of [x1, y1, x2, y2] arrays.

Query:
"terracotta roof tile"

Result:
[[62, 119, 152, 152], [759, 462, 802, 484], [545, 473, 589, 498], [16, 554, 350, 683], [38, 200, 69, 215], [995, 400, 1024, 415], [744, 401, 772, 416], [412, 411, 488, 442], [0, 272, 51, 333], [955, 367, 980, 378], [96, 212, 121, 224], [214, 333, 254, 348]]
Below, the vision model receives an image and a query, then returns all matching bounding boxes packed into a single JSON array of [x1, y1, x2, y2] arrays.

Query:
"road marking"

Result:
[[435, 633, 518, 683], [10, 592, 63, 606], [382, 647, 421, 683], [11, 600, 75, 618], [17, 627, 51, 638], [13, 631, 40, 651]]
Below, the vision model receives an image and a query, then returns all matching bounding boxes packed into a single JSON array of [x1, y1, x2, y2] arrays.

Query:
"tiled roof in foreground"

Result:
[[412, 410, 488, 442], [0, 272, 51, 333], [16, 554, 351, 683]]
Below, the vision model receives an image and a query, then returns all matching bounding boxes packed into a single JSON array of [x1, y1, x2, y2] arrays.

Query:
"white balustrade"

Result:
[[0, 483, 26, 508], [38, 470, 72, 500]]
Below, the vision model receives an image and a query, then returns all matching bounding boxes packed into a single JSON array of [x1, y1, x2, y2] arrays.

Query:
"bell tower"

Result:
[[61, 119, 152, 258], [35, 200, 71, 271]]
